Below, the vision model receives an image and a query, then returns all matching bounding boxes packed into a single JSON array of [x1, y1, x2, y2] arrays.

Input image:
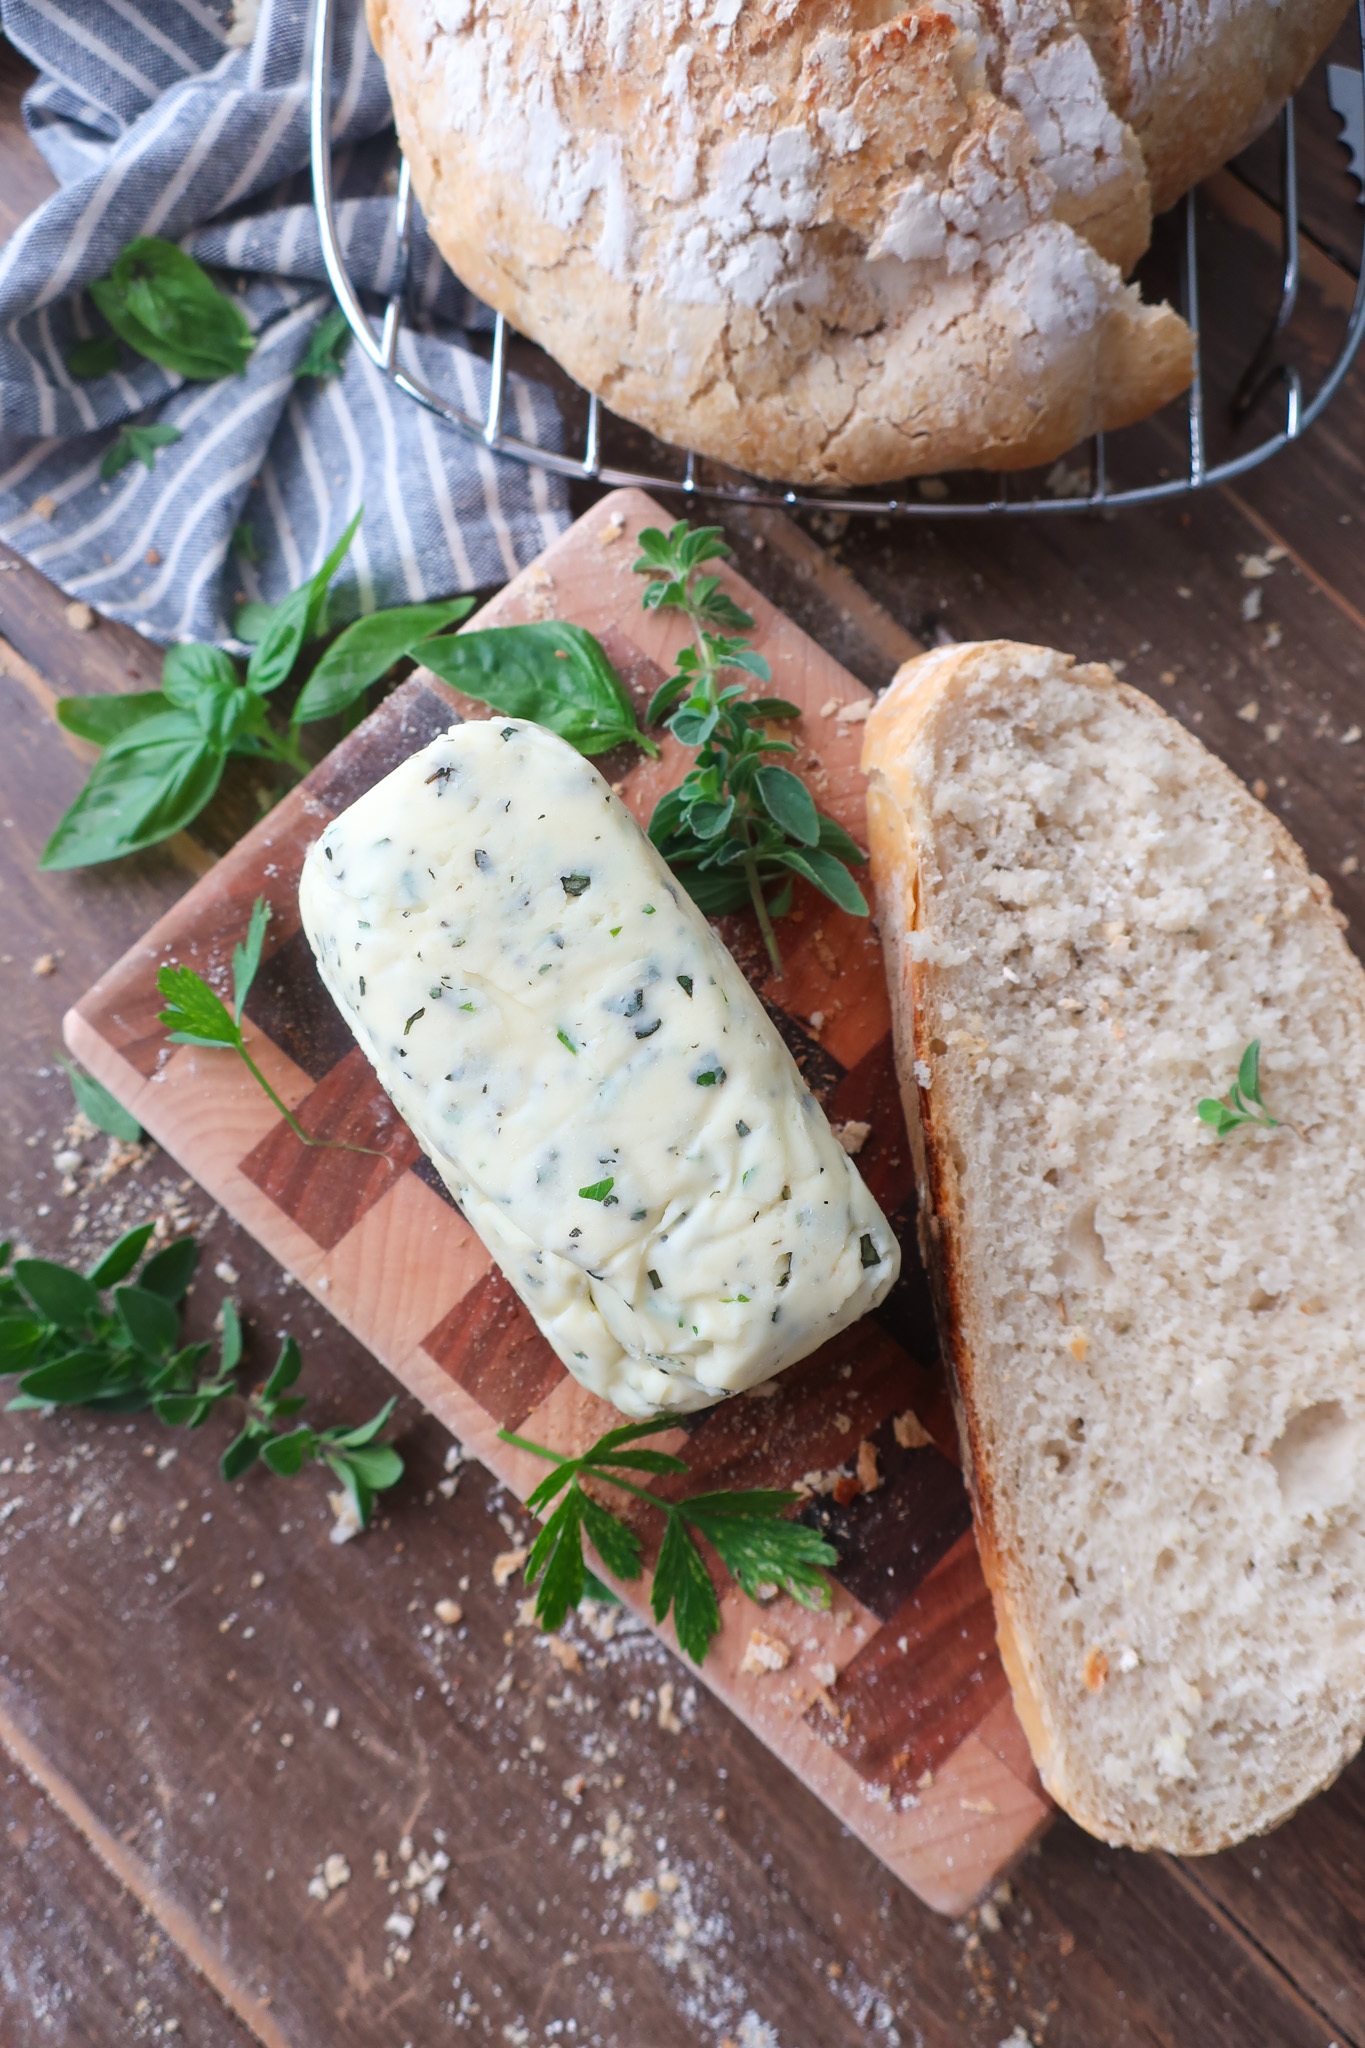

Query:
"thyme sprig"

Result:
[[499, 1414, 837, 1665], [635, 521, 869, 977], [1197, 1039, 1280, 1135]]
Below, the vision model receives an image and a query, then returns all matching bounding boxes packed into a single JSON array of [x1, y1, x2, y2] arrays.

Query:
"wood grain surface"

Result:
[[64, 488, 1052, 1917], [2, 30, 1364, 2047]]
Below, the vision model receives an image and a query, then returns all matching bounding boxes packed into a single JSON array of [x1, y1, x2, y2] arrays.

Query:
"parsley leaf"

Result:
[[499, 1415, 837, 1665], [155, 897, 381, 1156], [653, 1512, 720, 1663]]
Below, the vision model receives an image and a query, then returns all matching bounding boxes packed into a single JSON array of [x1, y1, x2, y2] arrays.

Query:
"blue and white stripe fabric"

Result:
[[0, 0, 570, 645]]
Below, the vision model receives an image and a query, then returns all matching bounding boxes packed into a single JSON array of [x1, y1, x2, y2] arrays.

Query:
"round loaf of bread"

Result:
[[1071, 0, 1351, 215], [369, 0, 1195, 485]]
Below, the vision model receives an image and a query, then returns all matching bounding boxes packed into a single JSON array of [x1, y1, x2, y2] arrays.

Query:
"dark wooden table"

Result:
[[3, 31, 1365, 2048]]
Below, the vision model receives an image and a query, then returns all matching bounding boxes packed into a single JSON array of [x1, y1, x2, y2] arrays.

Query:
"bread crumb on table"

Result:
[[893, 1409, 933, 1450], [64, 600, 94, 632], [740, 1628, 791, 1675], [492, 1545, 528, 1588]]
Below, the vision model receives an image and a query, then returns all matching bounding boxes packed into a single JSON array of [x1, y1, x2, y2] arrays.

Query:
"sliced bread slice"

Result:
[[862, 640, 1365, 1853]]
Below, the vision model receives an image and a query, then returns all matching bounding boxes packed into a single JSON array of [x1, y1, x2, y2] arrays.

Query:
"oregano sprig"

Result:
[[0, 1229, 403, 1526], [634, 521, 868, 977], [1197, 1039, 1280, 1136], [498, 1414, 838, 1664]]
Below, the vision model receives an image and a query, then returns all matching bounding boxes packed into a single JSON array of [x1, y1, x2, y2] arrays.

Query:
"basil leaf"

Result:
[[14, 1259, 99, 1328], [754, 765, 819, 847], [88, 1222, 156, 1289], [290, 599, 473, 726], [161, 644, 239, 710], [303, 506, 363, 642], [159, 645, 260, 750], [775, 845, 870, 916], [56, 692, 170, 745], [243, 508, 364, 694], [418, 623, 659, 758], [41, 724, 224, 869], [55, 1053, 142, 1144], [233, 601, 276, 645], [90, 238, 253, 381], [68, 335, 121, 379], [245, 583, 312, 696]]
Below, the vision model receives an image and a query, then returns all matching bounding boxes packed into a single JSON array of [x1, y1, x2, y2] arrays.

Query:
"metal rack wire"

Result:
[[311, 0, 1365, 519]]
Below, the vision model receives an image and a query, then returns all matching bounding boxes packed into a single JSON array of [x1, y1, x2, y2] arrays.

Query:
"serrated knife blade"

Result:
[[1328, 64, 1365, 202]]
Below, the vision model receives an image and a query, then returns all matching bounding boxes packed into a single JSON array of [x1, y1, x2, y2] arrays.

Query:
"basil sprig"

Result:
[[634, 522, 868, 976], [417, 621, 658, 758], [82, 238, 254, 382], [40, 511, 472, 870]]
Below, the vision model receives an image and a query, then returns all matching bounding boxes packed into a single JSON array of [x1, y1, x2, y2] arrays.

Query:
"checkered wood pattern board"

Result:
[[66, 491, 1049, 1914]]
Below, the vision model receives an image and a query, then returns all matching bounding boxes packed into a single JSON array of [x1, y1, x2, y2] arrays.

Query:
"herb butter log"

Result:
[[298, 718, 898, 1417]]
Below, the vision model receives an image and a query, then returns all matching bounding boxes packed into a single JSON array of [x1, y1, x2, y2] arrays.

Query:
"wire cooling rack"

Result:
[[311, 0, 1365, 518]]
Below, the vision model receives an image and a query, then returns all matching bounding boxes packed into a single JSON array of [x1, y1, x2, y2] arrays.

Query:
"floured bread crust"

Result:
[[369, 0, 1193, 485], [863, 642, 1365, 1853], [1072, 0, 1352, 214]]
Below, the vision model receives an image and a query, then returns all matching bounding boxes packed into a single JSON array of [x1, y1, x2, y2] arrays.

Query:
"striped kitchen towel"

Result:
[[0, 0, 570, 646]]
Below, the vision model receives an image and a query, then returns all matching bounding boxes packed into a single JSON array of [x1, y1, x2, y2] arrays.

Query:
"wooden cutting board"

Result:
[[64, 489, 1050, 1915]]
